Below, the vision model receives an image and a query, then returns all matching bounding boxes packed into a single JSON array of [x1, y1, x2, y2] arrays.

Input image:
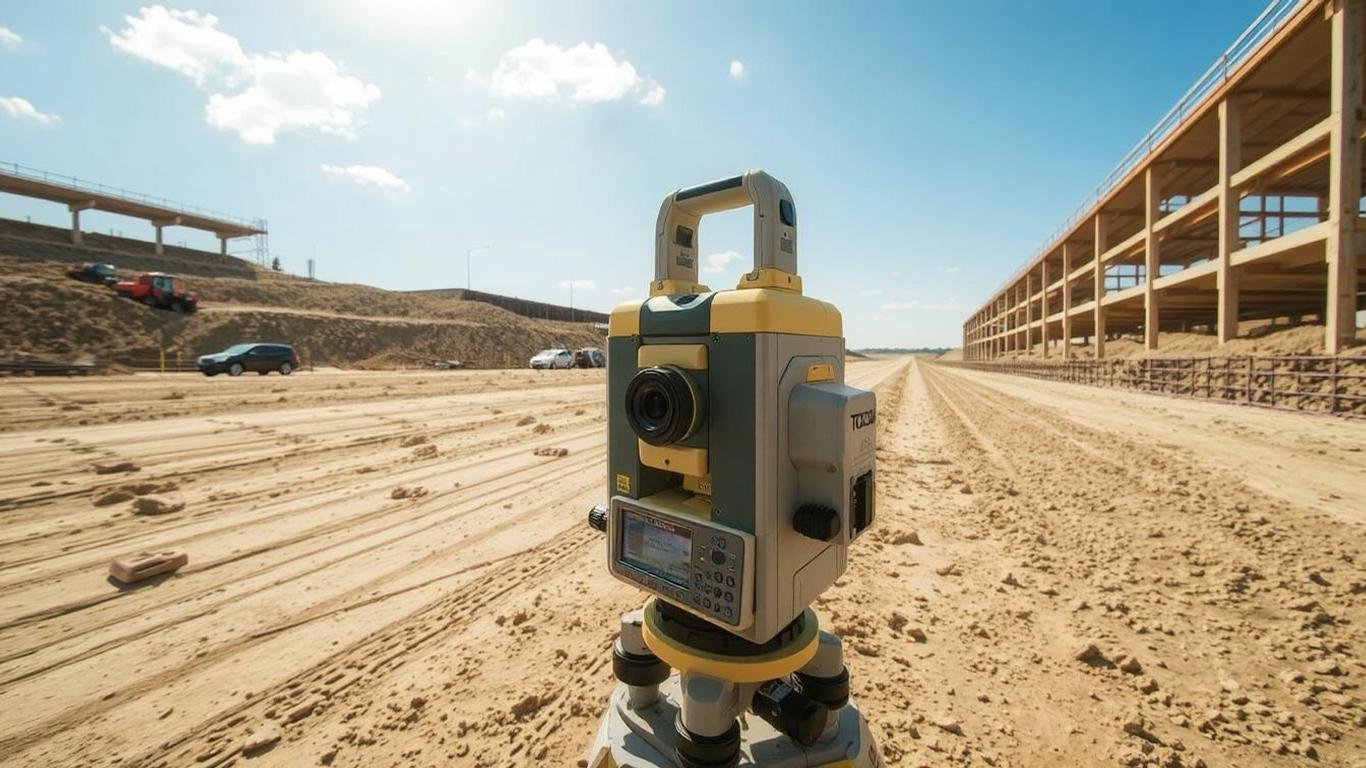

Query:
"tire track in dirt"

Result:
[[909, 362, 1365, 766], [0, 449, 604, 677], [0, 416, 603, 594]]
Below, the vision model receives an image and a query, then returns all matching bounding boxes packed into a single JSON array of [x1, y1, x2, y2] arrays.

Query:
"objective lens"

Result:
[[625, 366, 701, 446]]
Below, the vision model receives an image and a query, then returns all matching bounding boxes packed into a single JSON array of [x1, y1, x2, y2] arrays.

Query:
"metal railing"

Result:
[[937, 355, 1366, 418], [0, 160, 267, 232], [977, 0, 1307, 313]]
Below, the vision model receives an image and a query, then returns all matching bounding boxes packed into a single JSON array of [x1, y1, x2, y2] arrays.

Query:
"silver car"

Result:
[[530, 348, 572, 369]]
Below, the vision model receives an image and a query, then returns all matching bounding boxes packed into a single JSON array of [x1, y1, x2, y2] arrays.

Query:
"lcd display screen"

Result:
[[620, 510, 692, 588]]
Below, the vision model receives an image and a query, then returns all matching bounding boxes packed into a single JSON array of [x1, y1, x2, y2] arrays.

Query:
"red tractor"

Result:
[[113, 272, 200, 313]]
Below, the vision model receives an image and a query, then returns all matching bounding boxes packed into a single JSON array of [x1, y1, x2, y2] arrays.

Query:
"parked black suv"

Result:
[[573, 347, 606, 368], [197, 343, 300, 376]]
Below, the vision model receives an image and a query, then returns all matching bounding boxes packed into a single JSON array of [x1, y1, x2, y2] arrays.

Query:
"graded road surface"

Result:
[[0, 359, 1360, 768]]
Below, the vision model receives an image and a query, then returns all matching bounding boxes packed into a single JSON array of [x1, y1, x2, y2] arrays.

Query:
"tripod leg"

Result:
[[795, 630, 850, 743], [675, 671, 742, 768], [613, 610, 669, 710]]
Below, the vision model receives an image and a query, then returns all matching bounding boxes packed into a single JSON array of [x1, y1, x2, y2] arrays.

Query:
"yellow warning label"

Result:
[[615, 474, 631, 494]]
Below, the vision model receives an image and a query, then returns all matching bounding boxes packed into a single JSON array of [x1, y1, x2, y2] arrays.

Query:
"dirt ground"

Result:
[[0, 359, 1362, 768]]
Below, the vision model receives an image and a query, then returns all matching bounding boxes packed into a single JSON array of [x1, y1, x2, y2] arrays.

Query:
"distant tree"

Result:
[[271, 257, 282, 272]]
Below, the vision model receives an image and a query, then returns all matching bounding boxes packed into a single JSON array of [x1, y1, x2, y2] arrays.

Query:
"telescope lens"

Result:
[[625, 366, 700, 446]]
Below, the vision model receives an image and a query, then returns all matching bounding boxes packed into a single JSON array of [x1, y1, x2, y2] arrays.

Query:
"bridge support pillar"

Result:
[[1217, 98, 1242, 344], [1327, 0, 1362, 354], [1144, 167, 1161, 351], [1062, 243, 1073, 360], [1041, 260, 1051, 358], [1093, 213, 1107, 359], [152, 216, 181, 256], [68, 200, 95, 245]]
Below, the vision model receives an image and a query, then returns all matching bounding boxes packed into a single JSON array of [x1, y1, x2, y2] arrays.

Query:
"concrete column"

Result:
[[1062, 243, 1074, 360], [219, 236, 228, 257], [1025, 274, 1034, 355], [1218, 98, 1242, 343], [1094, 213, 1107, 358], [153, 216, 181, 256], [1327, 0, 1362, 354], [68, 200, 95, 245], [1144, 167, 1162, 351], [1041, 259, 1051, 358]]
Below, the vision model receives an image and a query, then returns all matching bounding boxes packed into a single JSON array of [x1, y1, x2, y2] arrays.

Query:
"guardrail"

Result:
[[936, 355, 1366, 418], [0, 160, 267, 232]]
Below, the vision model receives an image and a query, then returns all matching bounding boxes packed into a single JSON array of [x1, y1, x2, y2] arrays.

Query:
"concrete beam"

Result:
[[1218, 98, 1242, 343], [1327, 0, 1362, 354]]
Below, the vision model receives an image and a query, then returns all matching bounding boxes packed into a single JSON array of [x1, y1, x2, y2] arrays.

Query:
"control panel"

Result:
[[608, 494, 754, 630]]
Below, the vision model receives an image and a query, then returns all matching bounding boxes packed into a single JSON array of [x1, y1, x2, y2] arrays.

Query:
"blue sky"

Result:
[[0, 0, 1268, 347]]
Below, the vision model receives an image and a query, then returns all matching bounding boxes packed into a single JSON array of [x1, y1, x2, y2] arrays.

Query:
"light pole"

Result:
[[466, 245, 489, 291]]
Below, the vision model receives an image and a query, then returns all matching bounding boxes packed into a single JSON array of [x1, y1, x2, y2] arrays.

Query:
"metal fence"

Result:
[[936, 355, 1366, 418]]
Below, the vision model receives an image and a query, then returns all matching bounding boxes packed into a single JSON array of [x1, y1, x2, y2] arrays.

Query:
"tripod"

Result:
[[586, 598, 880, 768]]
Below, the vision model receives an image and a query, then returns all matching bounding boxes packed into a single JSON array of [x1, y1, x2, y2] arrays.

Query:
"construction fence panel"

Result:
[[934, 356, 1366, 419]]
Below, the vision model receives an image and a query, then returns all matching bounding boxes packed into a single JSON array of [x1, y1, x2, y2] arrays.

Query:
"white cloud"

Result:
[[0, 26, 22, 46], [638, 81, 665, 106], [320, 163, 410, 192], [610, 285, 640, 295], [729, 60, 745, 79], [457, 105, 508, 130], [104, 7, 245, 87], [205, 52, 381, 144], [469, 38, 663, 106], [702, 250, 744, 274], [943, 265, 961, 273], [858, 288, 884, 297], [880, 298, 962, 312], [560, 279, 595, 290], [0, 96, 60, 126], [105, 6, 381, 145], [921, 301, 963, 311]]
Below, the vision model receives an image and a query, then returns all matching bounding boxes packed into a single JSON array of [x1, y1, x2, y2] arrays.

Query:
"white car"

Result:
[[530, 348, 572, 369]]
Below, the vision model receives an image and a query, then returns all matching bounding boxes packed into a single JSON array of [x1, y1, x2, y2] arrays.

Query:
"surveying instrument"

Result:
[[585, 171, 882, 767]]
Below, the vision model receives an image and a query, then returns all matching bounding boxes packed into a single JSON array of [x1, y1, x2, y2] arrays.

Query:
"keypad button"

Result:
[[725, 591, 733, 603], [725, 575, 735, 587], [710, 550, 726, 565]]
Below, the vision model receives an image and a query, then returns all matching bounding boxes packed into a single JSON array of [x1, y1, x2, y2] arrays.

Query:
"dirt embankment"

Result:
[[0, 254, 603, 369], [1002, 322, 1366, 360]]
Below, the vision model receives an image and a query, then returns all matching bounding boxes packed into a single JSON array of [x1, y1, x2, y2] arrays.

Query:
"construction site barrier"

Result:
[[934, 355, 1366, 419]]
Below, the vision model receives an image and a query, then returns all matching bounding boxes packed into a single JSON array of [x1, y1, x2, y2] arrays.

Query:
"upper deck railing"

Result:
[[0, 160, 267, 233], [973, 0, 1307, 321]]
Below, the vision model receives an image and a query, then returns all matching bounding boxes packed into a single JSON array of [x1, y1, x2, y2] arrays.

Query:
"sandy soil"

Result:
[[0, 359, 1361, 768]]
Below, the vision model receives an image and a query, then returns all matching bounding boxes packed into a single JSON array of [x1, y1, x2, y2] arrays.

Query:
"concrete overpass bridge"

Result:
[[0, 161, 267, 262]]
